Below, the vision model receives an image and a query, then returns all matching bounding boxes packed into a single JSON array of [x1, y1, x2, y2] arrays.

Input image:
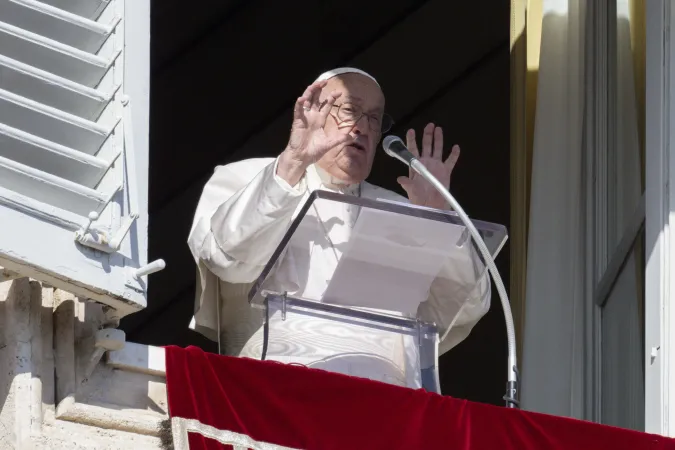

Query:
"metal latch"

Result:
[[75, 211, 139, 254]]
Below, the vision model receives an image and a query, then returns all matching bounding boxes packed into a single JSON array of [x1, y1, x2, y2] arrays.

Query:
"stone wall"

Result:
[[0, 278, 168, 449]]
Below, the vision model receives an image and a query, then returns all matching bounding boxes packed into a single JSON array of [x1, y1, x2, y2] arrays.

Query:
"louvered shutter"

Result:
[[0, 0, 158, 317]]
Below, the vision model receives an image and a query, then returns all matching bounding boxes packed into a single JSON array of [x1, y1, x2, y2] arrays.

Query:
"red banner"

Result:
[[165, 345, 675, 449]]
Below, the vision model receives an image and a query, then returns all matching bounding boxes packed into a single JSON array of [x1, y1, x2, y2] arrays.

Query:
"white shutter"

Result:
[[0, 0, 159, 317]]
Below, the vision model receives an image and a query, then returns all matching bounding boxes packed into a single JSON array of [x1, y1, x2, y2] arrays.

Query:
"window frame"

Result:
[[644, 0, 674, 436]]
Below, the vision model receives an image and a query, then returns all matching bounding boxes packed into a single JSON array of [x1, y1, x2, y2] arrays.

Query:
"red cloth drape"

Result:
[[165, 345, 675, 449]]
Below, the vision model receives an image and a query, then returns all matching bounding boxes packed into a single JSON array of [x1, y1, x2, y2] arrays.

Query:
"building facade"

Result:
[[0, 0, 674, 448]]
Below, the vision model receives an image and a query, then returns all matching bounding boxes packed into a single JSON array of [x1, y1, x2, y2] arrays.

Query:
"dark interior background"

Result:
[[121, 0, 511, 406]]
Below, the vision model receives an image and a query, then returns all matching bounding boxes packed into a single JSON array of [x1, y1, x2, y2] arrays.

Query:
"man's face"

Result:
[[316, 74, 385, 184]]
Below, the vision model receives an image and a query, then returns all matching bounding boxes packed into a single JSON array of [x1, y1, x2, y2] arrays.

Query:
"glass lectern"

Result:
[[248, 190, 507, 393]]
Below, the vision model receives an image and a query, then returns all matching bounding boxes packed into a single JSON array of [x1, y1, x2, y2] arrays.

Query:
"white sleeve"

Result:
[[188, 157, 307, 284], [417, 260, 492, 356], [365, 186, 492, 355]]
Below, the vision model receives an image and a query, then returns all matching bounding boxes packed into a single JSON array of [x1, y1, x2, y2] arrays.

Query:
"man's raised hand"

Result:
[[278, 81, 353, 186]]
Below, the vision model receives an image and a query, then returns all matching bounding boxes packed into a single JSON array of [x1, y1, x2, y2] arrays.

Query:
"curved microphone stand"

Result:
[[384, 136, 519, 408]]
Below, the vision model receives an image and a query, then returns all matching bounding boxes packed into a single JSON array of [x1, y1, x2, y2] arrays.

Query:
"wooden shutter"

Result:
[[0, 0, 159, 317]]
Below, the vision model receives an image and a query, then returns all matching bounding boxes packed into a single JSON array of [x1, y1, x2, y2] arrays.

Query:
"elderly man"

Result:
[[187, 68, 490, 389]]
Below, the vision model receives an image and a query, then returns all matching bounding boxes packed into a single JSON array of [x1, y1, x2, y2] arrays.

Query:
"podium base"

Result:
[[259, 293, 441, 394]]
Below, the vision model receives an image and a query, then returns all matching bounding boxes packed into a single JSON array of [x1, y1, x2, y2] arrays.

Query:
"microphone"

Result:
[[382, 135, 417, 165], [382, 133, 520, 409]]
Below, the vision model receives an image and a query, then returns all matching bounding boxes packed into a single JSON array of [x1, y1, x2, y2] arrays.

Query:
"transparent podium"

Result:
[[248, 190, 507, 393]]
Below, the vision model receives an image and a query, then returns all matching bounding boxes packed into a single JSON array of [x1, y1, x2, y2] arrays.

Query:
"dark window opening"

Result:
[[121, 0, 511, 406]]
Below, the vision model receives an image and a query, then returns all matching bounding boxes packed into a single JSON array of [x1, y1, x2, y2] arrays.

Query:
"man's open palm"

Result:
[[397, 123, 460, 210]]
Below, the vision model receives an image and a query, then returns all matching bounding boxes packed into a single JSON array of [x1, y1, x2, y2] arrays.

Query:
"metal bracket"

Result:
[[281, 291, 288, 321], [651, 346, 661, 364], [75, 213, 139, 254], [73, 184, 124, 253]]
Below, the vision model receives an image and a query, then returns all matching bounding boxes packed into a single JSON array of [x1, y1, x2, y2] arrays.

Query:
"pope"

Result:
[[187, 67, 490, 388]]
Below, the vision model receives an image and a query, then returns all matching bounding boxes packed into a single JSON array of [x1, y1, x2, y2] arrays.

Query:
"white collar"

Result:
[[308, 164, 361, 196]]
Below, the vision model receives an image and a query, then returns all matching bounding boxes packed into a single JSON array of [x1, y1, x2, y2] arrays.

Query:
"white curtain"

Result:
[[523, 0, 644, 426], [521, 0, 586, 418]]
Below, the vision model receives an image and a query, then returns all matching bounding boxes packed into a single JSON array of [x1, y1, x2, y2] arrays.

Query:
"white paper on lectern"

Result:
[[322, 205, 469, 315]]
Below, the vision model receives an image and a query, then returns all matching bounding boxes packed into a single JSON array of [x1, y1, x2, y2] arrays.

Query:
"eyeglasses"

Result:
[[330, 103, 394, 133]]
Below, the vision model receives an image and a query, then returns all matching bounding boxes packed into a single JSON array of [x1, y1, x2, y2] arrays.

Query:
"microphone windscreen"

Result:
[[383, 135, 403, 152]]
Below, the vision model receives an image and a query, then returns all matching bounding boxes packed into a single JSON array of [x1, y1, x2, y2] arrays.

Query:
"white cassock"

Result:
[[187, 156, 491, 389]]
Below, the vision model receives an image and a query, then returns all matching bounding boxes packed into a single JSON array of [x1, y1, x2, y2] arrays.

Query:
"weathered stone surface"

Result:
[[0, 278, 168, 449]]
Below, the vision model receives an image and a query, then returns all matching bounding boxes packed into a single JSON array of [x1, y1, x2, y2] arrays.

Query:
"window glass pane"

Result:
[[601, 242, 644, 431], [609, 0, 643, 250], [597, 1, 645, 430]]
